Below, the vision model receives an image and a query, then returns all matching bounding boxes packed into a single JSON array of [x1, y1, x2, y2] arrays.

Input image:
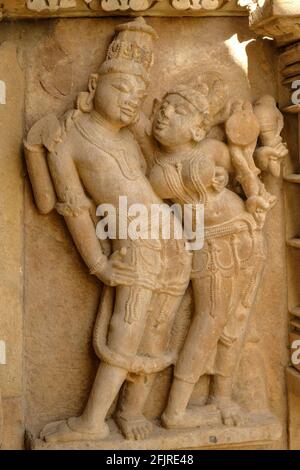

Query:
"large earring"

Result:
[[212, 166, 229, 192], [76, 73, 98, 113], [191, 127, 206, 143]]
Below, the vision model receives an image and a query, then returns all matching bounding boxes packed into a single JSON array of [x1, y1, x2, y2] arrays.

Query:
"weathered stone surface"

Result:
[[0, 41, 24, 399], [290, 325, 300, 373], [26, 0, 77, 12], [31, 413, 282, 450], [249, 0, 300, 46], [20, 17, 288, 450], [286, 367, 300, 449], [2, 397, 24, 450], [0, 4, 297, 451], [1, 0, 246, 18]]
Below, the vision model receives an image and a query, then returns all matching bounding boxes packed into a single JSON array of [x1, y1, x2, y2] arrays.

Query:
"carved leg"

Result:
[[191, 374, 211, 406], [209, 309, 251, 427], [161, 378, 218, 429], [162, 275, 233, 429], [208, 375, 246, 427], [115, 374, 156, 440], [210, 258, 266, 427], [40, 286, 153, 443], [115, 293, 183, 440]]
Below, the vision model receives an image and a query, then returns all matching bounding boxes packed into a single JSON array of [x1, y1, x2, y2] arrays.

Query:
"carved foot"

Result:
[[115, 413, 153, 440], [40, 417, 109, 443], [161, 404, 221, 429], [209, 398, 246, 426]]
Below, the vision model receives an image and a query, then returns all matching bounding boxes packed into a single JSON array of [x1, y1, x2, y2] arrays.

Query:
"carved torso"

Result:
[[149, 145, 248, 228], [61, 112, 163, 209]]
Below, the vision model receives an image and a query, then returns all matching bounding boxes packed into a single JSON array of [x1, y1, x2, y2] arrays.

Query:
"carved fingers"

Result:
[[255, 144, 288, 177], [96, 247, 137, 287]]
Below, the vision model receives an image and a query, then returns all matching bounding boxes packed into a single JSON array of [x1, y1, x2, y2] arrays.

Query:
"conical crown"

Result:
[[99, 18, 158, 83]]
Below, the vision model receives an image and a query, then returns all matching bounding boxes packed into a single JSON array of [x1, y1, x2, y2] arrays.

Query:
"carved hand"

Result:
[[94, 247, 137, 287], [246, 195, 269, 214], [255, 144, 288, 177], [246, 195, 270, 228]]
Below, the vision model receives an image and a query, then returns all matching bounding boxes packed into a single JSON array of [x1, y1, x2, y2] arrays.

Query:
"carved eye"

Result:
[[176, 106, 188, 116], [136, 90, 146, 100], [113, 83, 130, 93]]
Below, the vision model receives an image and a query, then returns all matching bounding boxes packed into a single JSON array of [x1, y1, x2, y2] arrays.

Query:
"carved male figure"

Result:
[[24, 18, 192, 443]]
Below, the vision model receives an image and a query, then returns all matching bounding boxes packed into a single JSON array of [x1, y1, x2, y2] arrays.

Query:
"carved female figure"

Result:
[[154, 81, 281, 427], [121, 75, 282, 430]]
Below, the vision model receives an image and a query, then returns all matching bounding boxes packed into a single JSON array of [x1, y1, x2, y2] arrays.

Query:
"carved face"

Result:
[[94, 73, 146, 127], [153, 93, 204, 147]]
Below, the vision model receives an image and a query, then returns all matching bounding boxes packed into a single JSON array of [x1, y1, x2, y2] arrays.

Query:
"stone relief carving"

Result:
[[253, 95, 288, 178], [237, 0, 258, 10], [26, 0, 76, 11], [126, 75, 283, 432], [249, 2, 300, 46], [83, 0, 229, 11], [37, 39, 73, 99], [24, 17, 287, 446], [83, 0, 162, 11], [25, 17, 192, 443], [171, 0, 227, 10]]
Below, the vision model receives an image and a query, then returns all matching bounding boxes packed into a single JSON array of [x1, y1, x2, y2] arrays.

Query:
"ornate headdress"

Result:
[[166, 72, 228, 129], [99, 17, 158, 84]]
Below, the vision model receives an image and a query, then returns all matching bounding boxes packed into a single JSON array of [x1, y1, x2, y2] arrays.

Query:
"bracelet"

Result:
[[89, 254, 107, 275]]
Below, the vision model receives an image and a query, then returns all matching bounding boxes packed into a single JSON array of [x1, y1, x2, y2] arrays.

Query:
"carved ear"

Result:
[[146, 98, 162, 136], [191, 126, 206, 143], [151, 98, 162, 119], [76, 73, 99, 113], [198, 82, 209, 97], [88, 73, 99, 93], [212, 166, 229, 192]]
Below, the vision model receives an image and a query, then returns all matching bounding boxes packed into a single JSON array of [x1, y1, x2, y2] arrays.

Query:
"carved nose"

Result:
[[163, 105, 173, 118], [128, 96, 139, 107]]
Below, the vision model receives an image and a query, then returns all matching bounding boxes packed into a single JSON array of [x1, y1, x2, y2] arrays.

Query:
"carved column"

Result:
[[250, 0, 300, 450]]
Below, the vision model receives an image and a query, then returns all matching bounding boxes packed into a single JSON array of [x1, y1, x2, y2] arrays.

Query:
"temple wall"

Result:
[[0, 2, 298, 450]]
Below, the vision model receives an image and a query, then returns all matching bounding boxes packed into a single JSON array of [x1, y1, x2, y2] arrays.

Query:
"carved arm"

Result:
[[47, 149, 136, 287]]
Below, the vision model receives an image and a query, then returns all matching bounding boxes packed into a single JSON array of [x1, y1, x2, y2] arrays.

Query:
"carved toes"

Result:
[[40, 420, 65, 440], [115, 414, 153, 440]]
